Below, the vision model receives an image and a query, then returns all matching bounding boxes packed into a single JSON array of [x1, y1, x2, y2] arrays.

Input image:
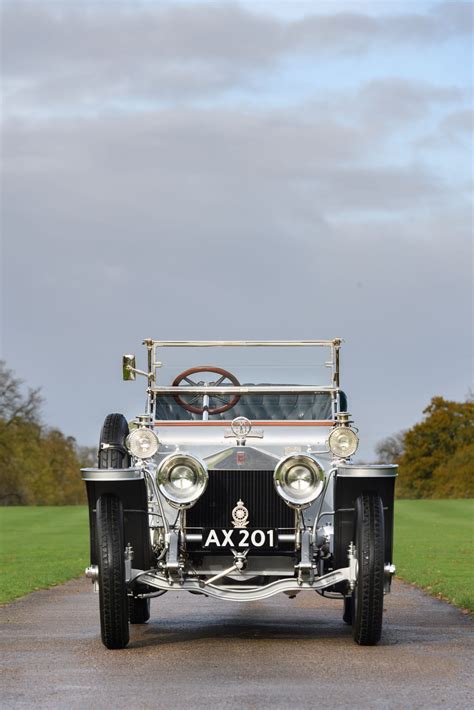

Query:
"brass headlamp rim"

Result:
[[334, 411, 353, 427], [125, 427, 159, 459]]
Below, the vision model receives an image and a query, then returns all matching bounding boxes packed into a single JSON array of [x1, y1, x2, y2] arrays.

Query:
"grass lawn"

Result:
[[0, 506, 89, 604], [394, 499, 474, 611], [0, 501, 473, 610]]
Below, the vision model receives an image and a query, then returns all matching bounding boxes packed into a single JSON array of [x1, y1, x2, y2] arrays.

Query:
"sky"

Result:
[[1, 0, 473, 458]]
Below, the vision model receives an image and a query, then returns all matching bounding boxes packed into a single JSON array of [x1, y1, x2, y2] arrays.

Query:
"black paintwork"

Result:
[[333, 472, 396, 569], [85, 479, 152, 570]]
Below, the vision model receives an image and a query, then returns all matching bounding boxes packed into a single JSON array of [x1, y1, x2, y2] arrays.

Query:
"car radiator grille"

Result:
[[186, 469, 294, 530]]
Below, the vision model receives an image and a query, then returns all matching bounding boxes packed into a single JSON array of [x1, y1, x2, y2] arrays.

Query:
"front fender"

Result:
[[333, 464, 397, 571], [81, 468, 152, 570]]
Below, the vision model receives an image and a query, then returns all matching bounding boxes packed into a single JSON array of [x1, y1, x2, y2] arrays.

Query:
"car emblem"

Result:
[[224, 417, 264, 442], [231, 416, 252, 439], [232, 499, 249, 528]]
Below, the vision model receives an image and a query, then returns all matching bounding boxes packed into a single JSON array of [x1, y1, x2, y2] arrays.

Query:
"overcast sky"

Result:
[[1, 0, 472, 458]]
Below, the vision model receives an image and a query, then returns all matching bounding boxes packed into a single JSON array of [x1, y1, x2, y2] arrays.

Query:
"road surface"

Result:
[[1, 578, 472, 709]]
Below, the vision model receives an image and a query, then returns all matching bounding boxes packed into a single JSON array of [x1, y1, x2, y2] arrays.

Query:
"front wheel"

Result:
[[351, 493, 385, 646], [342, 596, 352, 625], [96, 494, 129, 649]]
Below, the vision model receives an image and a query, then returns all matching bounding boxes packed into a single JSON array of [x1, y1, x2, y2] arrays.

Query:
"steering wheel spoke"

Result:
[[210, 394, 230, 405], [172, 366, 241, 415], [186, 394, 202, 405]]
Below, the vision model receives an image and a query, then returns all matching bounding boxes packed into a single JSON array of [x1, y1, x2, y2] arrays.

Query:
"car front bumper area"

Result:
[[127, 562, 358, 603]]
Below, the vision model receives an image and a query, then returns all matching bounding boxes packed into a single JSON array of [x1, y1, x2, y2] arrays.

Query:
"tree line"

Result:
[[375, 396, 473, 498], [0, 361, 93, 505]]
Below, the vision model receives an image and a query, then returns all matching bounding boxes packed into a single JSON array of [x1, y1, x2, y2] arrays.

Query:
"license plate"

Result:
[[202, 528, 277, 549]]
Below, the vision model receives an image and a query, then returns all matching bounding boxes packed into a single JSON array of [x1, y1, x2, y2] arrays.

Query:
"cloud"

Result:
[[357, 78, 465, 123], [414, 106, 474, 155], [3, 96, 469, 310], [2, 1, 472, 112], [440, 108, 474, 137], [2, 94, 454, 224], [287, 1, 471, 51]]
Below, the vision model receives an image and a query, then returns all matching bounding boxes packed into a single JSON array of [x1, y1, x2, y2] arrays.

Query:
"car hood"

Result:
[[153, 423, 334, 470]]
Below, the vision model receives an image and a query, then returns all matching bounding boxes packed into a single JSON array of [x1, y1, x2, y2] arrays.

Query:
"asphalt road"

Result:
[[1, 578, 472, 709]]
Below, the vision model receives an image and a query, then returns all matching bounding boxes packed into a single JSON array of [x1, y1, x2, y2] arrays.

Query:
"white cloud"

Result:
[[2, 1, 472, 113]]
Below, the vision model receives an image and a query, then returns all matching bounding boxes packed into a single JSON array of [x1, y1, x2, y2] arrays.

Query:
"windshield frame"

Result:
[[144, 339, 343, 424], [149, 339, 342, 390]]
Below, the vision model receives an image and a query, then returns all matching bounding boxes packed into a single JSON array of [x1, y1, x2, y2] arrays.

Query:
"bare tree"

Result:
[[76, 445, 97, 468], [374, 431, 405, 463], [0, 360, 42, 426]]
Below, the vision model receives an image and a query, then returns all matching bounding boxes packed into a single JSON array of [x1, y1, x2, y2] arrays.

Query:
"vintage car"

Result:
[[81, 339, 397, 649]]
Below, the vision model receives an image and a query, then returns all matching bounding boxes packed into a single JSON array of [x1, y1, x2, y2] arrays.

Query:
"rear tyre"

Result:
[[352, 493, 385, 646], [129, 597, 151, 624], [96, 494, 129, 649]]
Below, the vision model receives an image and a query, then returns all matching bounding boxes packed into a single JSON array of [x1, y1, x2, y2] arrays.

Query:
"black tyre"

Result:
[[342, 596, 352, 625], [129, 597, 150, 624], [98, 413, 130, 469], [352, 493, 385, 646], [96, 494, 129, 649], [98, 414, 152, 626]]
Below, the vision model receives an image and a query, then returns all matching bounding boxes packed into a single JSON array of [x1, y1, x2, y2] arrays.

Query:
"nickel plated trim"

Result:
[[152, 385, 337, 394], [313, 467, 337, 535], [133, 566, 353, 602], [154, 421, 335, 427], [148, 340, 341, 347], [81, 467, 144, 481], [139, 338, 344, 416], [337, 465, 398, 478]]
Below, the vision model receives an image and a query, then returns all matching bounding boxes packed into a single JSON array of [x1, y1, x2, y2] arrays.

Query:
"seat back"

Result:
[[155, 385, 340, 421]]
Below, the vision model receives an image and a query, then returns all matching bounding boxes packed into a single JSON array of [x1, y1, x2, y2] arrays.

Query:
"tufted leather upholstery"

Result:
[[155, 385, 342, 421]]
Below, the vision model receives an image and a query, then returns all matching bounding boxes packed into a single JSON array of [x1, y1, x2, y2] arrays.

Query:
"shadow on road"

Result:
[[129, 611, 358, 648]]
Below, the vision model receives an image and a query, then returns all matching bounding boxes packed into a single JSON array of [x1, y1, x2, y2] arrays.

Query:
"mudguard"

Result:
[[82, 468, 152, 570], [333, 465, 397, 571]]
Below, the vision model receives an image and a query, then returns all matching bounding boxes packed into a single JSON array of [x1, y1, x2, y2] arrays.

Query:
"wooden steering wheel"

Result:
[[172, 366, 241, 415]]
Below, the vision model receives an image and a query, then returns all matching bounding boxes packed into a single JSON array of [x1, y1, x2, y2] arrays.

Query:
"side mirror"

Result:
[[122, 354, 136, 381]]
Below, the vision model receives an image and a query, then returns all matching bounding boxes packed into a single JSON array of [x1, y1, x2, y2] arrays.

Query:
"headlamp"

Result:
[[157, 454, 208, 508], [328, 426, 358, 458], [126, 427, 159, 459], [274, 454, 324, 508]]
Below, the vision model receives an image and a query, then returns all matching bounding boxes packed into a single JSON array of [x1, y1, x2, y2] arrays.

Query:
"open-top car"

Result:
[[82, 339, 397, 648]]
